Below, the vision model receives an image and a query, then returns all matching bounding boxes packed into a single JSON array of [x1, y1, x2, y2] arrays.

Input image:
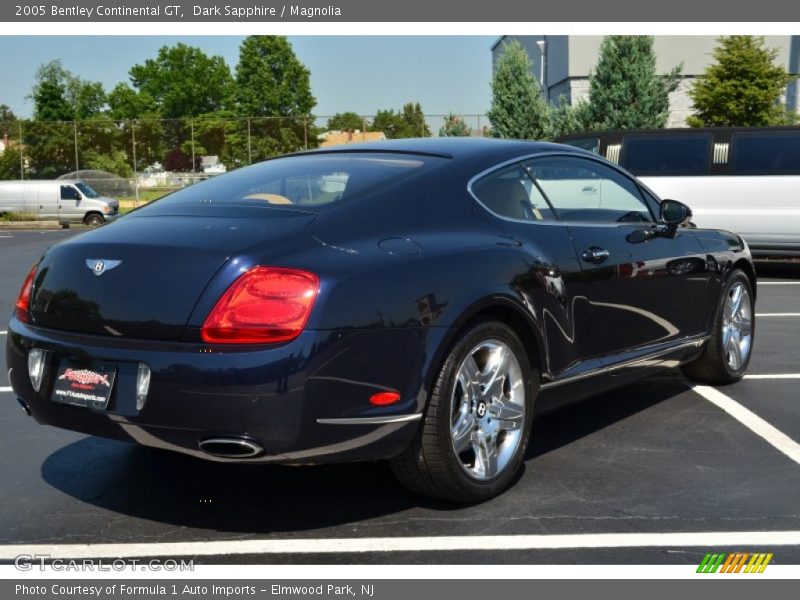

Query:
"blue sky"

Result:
[[0, 36, 494, 120]]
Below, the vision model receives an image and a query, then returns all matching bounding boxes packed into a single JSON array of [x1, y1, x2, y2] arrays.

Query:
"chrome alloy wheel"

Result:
[[449, 340, 526, 480], [722, 281, 753, 371]]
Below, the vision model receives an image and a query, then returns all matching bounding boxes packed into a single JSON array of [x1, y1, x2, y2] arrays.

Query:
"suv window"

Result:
[[731, 131, 800, 175], [620, 134, 711, 175], [471, 164, 556, 222], [523, 156, 653, 223]]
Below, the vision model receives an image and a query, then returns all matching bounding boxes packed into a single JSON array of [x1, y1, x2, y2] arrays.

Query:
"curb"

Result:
[[0, 221, 66, 230]]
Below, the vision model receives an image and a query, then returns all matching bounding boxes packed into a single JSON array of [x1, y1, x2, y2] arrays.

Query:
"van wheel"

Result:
[[84, 214, 104, 227], [390, 320, 536, 502]]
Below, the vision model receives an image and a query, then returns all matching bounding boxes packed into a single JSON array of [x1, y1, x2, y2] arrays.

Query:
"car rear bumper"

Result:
[[5, 317, 427, 464]]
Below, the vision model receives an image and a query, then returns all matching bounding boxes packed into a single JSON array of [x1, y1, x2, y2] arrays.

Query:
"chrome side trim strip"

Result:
[[317, 414, 423, 425], [539, 337, 708, 391]]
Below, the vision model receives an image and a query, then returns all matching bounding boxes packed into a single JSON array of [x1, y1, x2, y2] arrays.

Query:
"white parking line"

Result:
[[1, 530, 800, 560], [745, 374, 800, 380], [756, 313, 800, 317], [0, 387, 12, 393], [693, 385, 800, 465], [0, 330, 6, 335], [758, 282, 800, 285]]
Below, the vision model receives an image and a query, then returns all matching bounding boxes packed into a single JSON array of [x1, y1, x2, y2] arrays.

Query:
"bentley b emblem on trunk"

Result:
[[86, 259, 122, 276]]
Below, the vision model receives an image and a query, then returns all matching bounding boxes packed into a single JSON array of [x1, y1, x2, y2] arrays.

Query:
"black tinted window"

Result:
[[60, 185, 79, 200], [620, 134, 711, 175], [731, 132, 800, 175]]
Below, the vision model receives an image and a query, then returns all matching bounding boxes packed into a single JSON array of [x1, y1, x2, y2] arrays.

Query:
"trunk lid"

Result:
[[29, 210, 316, 340]]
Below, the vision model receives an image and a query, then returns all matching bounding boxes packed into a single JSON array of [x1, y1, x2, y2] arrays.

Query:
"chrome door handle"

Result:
[[581, 247, 610, 264]]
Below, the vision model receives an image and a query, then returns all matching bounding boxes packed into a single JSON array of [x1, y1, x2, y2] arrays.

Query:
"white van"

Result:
[[0, 180, 119, 226], [557, 127, 800, 258]]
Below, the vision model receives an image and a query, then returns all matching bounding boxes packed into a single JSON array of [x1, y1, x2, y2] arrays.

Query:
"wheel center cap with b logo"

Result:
[[476, 401, 487, 418]]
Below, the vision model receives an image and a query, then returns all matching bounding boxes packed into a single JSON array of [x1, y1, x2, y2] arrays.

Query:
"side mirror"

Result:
[[659, 199, 692, 226]]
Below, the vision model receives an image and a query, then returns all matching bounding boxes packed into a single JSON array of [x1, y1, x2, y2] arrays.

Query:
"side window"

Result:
[[471, 164, 556, 222], [620, 134, 711, 175], [524, 156, 653, 223], [562, 137, 601, 155], [731, 132, 800, 175], [60, 186, 80, 201]]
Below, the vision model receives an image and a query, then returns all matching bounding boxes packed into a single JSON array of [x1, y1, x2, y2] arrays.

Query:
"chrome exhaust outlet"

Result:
[[199, 437, 264, 459], [17, 397, 31, 417]]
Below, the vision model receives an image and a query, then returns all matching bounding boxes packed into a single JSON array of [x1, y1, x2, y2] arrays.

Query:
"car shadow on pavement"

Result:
[[40, 373, 691, 536]]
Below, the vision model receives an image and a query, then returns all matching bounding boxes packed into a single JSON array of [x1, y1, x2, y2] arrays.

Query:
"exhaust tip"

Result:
[[199, 437, 263, 459]]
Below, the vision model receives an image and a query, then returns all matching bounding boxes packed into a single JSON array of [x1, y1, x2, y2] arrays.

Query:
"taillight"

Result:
[[15, 264, 37, 323], [201, 266, 319, 344]]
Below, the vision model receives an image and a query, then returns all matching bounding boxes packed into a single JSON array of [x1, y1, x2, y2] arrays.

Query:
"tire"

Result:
[[390, 320, 537, 502], [682, 269, 755, 385], [84, 213, 104, 227]]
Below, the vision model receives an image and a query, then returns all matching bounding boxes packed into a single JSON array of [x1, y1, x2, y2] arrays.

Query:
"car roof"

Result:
[[293, 137, 584, 164]]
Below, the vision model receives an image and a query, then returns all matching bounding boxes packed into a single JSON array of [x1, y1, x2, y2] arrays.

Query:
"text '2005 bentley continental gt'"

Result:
[[7, 138, 756, 502]]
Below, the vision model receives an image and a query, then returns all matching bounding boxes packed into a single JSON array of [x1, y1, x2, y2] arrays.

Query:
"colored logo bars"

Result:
[[697, 552, 773, 573]]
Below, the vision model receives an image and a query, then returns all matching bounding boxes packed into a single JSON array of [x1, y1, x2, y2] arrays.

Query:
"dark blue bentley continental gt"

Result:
[[6, 138, 756, 501]]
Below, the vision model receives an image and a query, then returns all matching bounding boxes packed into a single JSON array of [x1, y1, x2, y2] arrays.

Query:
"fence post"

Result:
[[73, 120, 79, 173], [247, 117, 252, 164], [131, 120, 139, 207], [18, 121, 24, 180], [190, 119, 196, 178]]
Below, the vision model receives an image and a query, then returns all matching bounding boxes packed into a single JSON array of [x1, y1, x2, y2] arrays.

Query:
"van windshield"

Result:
[[75, 182, 100, 198]]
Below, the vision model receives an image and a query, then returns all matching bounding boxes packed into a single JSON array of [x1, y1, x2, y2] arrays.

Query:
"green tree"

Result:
[[371, 109, 407, 139], [107, 83, 157, 120], [130, 43, 234, 118], [585, 36, 681, 130], [32, 60, 106, 120], [371, 103, 431, 138], [401, 103, 431, 137], [688, 36, 796, 127], [549, 96, 593, 137], [235, 36, 315, 118], [327, 112, 366, 131], [31, 61, 74, 122], [439, 113, 472, 137], [0, 146, 22, 180], [234, 36, 317, 157], [487, 40, 551, 140], [1, 104, 17, 142]]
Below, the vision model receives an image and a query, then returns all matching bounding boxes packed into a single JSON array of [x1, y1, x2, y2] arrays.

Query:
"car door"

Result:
[[470, 162, 596, 380], [59, 184, 81, 220], [523, 155, 712, 359]]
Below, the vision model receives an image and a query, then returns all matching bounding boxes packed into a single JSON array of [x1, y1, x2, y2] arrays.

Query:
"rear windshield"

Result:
[[731, 132, 800, 175], [620, 134, 711, 175], [137, 152, 443, 215]]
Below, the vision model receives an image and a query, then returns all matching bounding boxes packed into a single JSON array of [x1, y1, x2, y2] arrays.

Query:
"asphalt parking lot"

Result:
[[1, 230, 799, 565]]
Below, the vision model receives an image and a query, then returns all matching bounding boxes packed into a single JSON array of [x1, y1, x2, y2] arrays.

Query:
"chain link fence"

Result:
[[0, 114, 489, 210]]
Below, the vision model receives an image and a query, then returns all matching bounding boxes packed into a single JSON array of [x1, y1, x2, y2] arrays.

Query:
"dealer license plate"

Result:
[[51, 361, 117, 410]]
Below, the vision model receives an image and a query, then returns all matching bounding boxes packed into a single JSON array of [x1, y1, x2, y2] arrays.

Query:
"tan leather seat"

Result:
[[477, 179, 533, 221]]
